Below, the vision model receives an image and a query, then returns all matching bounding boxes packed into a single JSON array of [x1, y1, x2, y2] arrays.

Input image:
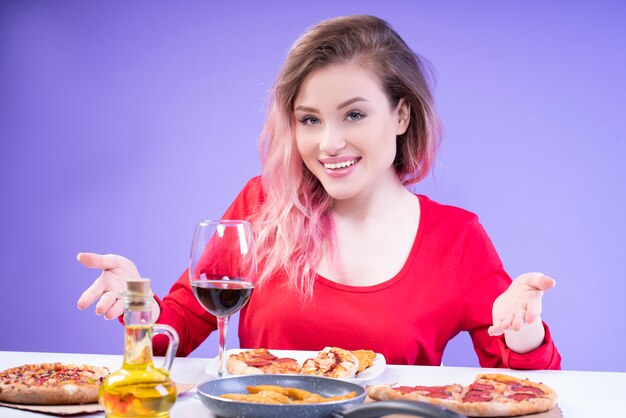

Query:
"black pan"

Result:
[[197, 374, 466, 418]]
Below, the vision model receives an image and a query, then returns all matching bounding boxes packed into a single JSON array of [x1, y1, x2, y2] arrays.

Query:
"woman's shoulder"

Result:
[[241, 176, 264, 193], [238, 176, 265, 197], [416, 194, 480, 228], [223, 176, 266, 219]]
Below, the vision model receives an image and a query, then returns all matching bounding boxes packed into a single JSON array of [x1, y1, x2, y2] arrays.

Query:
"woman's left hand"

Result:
[[488, 272, 556, 337]]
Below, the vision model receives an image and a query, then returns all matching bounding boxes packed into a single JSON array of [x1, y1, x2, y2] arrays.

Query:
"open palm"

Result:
[[488, 272, 556, 336], [76, 252, 141, 320]]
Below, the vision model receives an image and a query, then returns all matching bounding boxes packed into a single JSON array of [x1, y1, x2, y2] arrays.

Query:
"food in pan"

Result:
[[220, 384, 357, 404], [367, 373, 557, 417], [227, 347, 376, 378], [0, 363, 109, 405]]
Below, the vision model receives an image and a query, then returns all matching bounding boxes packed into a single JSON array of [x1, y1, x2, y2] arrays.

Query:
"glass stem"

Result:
[[217, 316, 229, 377]]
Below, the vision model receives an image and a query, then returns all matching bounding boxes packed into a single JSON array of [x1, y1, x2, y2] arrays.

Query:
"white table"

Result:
[[1, 351, 624, 417]]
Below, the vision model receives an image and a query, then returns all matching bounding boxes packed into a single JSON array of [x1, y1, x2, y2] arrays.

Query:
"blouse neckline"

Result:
[[314, 194, 426, 293]]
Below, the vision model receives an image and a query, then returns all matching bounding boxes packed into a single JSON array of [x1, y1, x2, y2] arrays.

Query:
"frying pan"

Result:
[[197, 374, 466, 418]]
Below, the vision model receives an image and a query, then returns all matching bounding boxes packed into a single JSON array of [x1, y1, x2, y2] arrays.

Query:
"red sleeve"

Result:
[[153, 176, 265, 356], [458, 217, 561, 370], [497, 321, 561, 369]]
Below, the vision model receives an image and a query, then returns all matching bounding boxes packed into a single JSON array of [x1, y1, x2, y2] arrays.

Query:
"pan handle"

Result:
[[332, 399, 467, 418]]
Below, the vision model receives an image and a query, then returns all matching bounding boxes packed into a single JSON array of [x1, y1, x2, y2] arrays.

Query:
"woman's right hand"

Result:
[[76, 252, 142, 320]]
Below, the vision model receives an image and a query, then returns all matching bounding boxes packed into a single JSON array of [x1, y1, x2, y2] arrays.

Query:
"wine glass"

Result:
[[189, 220, 256, 377]]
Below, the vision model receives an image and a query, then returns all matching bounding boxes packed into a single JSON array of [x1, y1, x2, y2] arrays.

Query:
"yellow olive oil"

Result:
[[100, 281, 179, 417]]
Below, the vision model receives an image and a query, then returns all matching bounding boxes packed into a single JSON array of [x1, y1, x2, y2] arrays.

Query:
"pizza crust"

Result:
[[0, 363, 109, 405], [0, 383, 99, 405], [227, 355, 265, 375], [451, 397, 556, 417]]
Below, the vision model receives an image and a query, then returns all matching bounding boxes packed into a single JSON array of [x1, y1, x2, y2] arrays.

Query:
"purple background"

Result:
[[1, 1, 624, 372]]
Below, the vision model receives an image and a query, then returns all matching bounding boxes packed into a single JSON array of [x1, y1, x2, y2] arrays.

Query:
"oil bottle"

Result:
[[99, 279, 179, 417]]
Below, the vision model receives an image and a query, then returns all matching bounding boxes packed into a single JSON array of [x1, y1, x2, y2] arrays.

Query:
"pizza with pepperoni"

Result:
[[367, 373, 557, 417]]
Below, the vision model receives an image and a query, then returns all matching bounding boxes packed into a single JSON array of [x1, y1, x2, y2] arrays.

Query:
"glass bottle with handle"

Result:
[[99, 279, 179, 418]]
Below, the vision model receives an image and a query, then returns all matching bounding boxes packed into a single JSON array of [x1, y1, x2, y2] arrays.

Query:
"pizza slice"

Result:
[[226, 349, 301, 375], [352, 349, 376, 372], [461, 373, 558, 417], [367, 382, 465, 412], [300, 346, 359, 379]]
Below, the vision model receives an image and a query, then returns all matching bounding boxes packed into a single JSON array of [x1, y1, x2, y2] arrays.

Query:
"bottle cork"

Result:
[[127, 279, 151, 294], [126, 279, 152, 312]]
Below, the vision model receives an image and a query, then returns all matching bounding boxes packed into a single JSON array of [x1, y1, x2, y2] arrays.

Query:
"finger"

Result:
[[104, 298, 125, 320], [510, 308, 526, 332], [524, 298, 543, 324], [488, 325, 504, 336], [488, 314, 511, 336], [527, 273, 556, 291], [498, 314, 513, 332], [95, 291, 120, 316], [77, 252, 127, 271], [76, 276, 107, 310]]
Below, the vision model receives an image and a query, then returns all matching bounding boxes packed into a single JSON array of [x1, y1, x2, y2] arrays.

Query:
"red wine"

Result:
[[191, 279, 254, 318]]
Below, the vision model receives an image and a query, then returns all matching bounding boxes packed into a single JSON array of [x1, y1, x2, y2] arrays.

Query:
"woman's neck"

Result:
[[331, 171, 414, 223]]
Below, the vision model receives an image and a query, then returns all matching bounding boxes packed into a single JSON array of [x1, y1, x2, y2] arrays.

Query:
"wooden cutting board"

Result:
[[0, 382, 195, 415], [364, 396, 563, 417], [367, 407, 562, 418], [372, 406, 562, 418]]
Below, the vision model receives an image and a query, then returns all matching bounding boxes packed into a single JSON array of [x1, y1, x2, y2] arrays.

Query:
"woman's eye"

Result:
[[300, 116, 320, 125], [346, 111, 365, 121]]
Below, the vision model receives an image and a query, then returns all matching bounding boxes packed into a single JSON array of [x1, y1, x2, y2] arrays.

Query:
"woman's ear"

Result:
[[395, 99, 411, 135]]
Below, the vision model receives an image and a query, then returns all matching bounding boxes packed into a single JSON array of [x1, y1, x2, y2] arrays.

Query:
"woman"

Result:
[[77, 15, 560, 369]]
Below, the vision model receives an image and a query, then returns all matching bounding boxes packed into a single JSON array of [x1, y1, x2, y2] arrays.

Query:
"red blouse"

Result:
[[154, 177, 561, 369]]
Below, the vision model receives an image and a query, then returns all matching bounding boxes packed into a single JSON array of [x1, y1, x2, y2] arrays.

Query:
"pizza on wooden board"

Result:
[[367, 373, 557, 417], [0, 363, 109, 405]]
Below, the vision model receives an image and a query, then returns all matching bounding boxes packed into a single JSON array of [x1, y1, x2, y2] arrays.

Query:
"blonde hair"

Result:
[[252, 15, 442, 300]]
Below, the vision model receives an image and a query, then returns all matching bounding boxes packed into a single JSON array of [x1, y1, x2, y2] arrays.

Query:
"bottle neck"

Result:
[[123, 293, 155, 367], [124, 308, 153, 326]]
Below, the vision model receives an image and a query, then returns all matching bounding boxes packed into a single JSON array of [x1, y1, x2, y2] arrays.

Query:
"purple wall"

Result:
[[1, 1, 624, 372]]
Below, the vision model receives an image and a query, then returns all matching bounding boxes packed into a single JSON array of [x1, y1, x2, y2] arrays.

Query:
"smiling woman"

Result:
[[76, 14, 561, 370]]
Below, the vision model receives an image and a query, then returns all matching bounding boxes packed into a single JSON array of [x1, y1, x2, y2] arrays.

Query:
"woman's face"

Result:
[[293, 62, 409, 202]]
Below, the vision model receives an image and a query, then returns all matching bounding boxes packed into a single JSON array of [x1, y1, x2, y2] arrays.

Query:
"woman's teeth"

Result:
[[323, 159, 358, 170]]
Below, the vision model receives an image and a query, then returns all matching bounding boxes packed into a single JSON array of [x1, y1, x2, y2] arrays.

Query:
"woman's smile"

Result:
[[320, 156, 362, 177]]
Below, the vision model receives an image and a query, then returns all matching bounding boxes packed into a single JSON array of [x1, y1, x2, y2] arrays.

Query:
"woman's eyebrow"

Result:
[[294, 105, 319, 113], [337, 97, 367, 109], [294, 97, 368, 113]]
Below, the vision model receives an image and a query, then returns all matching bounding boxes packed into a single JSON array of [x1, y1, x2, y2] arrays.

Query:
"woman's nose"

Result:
[[319, 125, 346, 155]]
